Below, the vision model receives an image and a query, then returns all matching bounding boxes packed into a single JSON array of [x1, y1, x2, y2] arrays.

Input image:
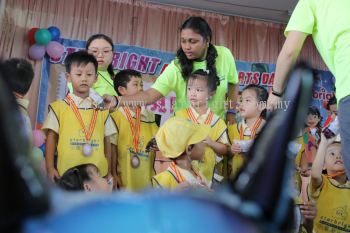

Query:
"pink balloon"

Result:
[[46, 41, 64, 59], [28, 44, 46, 60], [32, 129, 45, 147]]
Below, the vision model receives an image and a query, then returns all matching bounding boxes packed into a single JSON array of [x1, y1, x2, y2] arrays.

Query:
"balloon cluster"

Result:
[[27, 26, 64, 60]]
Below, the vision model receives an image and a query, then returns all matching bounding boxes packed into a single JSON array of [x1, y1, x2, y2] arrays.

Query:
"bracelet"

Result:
[[227, 109, 237, 115], [271, 87, 284, 97]]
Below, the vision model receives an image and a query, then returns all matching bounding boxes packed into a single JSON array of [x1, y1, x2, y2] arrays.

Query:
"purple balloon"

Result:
[[28, 44, 46, 60], [46, 41, 64, 59]]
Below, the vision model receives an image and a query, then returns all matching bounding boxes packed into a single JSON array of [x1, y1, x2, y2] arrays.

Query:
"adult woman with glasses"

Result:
[[85, 34, 117, 96]]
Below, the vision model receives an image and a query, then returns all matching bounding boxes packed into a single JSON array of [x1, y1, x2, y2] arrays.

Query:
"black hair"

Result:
[[186, 69, 220, 93], [64, 50, 98, 74], [307, 106, 322, 128], [326, 95, 337, 110], [114, 69, 142, 96], [56, 164, 96, 191], [176, 17, 218, 82], [2, 58, 34, 95], [242, 84, 268, 119], [86, 34, 114, 78]]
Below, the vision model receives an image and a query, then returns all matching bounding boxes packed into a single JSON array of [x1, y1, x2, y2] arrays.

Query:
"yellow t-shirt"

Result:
[[110, 107, 158, 192], [42, 95, 115, 176], [286, 0, 350, 102], [228, 120, 264, 178], [152, 170, 180, 190], [309, 175, 350, 233], [175, 107, 229, 183]]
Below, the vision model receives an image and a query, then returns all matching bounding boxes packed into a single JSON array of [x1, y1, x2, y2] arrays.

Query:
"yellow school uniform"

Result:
[[42, 94, 116, 176], [309, 175, 350, 233], [152, 170, 180, 190], [110, 107, 158, 192], [175, 107, 229, 183], [228, 119, 264, 178], [152, 163, 210, 190]]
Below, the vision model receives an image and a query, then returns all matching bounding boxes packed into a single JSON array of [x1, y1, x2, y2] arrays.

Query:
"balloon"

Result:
[[32, 129, 45, 147], [46, 41, 64, 59], [28, 44, 46, 60], [47, 26, 61, 41], [39, 143, 46, 155], [34, 29, 52, 45], [31, 147, 44, 163], [28, 27, 39, 45]]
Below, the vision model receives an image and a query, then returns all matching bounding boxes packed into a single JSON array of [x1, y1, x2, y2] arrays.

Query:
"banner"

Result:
[[37, 38, 335, 128]]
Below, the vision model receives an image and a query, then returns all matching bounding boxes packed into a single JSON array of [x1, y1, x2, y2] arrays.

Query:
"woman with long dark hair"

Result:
[[106, 16, 239, 123], [86, 34, 117, 96]]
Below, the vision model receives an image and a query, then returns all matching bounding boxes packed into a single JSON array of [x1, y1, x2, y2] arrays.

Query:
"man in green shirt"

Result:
[[267, 0, 350, 176]]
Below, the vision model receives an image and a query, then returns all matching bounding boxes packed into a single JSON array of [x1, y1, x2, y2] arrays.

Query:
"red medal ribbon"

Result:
[[66, 94, 98, 143], [239, 117, 262, 140], [123, 107, 141, 153], [186, 108, 214, 125]]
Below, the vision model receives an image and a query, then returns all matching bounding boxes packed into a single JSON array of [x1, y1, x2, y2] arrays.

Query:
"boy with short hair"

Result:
[[111, 69, 158, 192], [309, 133, 350, 232], [43, 51, 115, 182]]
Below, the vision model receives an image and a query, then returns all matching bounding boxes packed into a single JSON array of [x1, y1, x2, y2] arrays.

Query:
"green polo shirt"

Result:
[[152, 45, 238, 118], [286, 0, 350, 102]]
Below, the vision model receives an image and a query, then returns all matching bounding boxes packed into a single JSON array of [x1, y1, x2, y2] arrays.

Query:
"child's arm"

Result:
[[45, 129, 60, 182], [104, 136, 112, 178], [204, 136, 227, 155], [111, 144, 122, 188], [311, 133, 334, 188]]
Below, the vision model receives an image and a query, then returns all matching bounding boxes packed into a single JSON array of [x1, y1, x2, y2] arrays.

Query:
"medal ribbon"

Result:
[[123, 107, 141, 153], [186, 108, 214, 125], [169, 162, 203, 184], [240, 117, 262, 140], [66, 94, 98, 142], [326, 170, 346, 179]]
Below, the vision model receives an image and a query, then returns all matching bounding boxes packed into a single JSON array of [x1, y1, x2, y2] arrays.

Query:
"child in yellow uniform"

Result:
[[43, 51, 116, 182], [309, 133, 350, 233], [228, 84, 267, 178], [175, 69, 229, 185], [110, 69, 158, 192], [152, 117, 211, 190]]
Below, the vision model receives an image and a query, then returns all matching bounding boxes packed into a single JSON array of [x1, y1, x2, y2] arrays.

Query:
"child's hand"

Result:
[[320, 132, 336, 146], [203, 136, 214, 148], [102, 94, 118, 110], [231, 143, 242, 154], [300, 201, 317, 220], [47, 168, 60, 182], [114, 175, 123, 190]]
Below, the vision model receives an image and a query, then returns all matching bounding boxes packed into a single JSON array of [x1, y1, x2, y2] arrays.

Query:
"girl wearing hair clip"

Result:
[[104, 17, 239, 124]]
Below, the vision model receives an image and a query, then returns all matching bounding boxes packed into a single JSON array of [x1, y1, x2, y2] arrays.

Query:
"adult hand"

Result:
[[103, 94, 118, 110], [267, 93, 281, 111]]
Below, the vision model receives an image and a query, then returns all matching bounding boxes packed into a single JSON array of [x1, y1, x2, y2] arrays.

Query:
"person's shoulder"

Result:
[[153, 170, 177, 187], [50, 99, 67, 109], [213, 45, 232, 54]]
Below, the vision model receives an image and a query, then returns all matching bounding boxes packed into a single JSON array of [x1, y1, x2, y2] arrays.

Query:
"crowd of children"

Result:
[[3, 46, 349, 232]]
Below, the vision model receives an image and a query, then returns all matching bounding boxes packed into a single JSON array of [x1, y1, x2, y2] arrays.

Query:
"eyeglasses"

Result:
[[88, 48, 113, 56]]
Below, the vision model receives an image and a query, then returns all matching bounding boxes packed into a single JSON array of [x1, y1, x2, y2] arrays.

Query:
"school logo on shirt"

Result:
[[333, 206, 348, 221]]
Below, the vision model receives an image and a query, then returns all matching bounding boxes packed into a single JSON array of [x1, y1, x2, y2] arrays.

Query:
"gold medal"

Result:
[[130, 154, 140, 168]]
